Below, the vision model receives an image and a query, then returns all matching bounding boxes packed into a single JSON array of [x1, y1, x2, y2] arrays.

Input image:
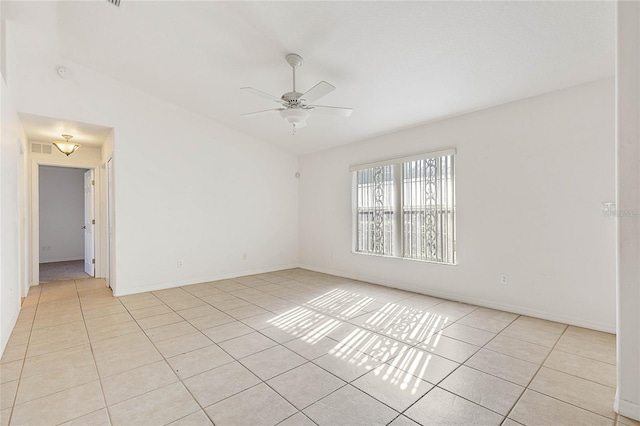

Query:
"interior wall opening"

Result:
[[38, 165, 93, 283]]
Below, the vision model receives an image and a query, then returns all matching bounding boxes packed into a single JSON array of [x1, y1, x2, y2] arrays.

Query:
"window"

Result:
[[352, 149, 456, 264], [355, 165, 395, 256]]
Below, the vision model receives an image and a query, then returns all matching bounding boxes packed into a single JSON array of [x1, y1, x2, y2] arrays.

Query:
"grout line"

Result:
[[502, 324, 568, 422], [551, 346, 617, 367], [10, 276, 440, 426], [53, 407, 107, 426], [5, 281, 43, 426], [112, 294, 215, 423], [76, 278, 117, 426], [275, 411, 319, 426], [392, 314, 522, 424], [499, 325, 620, 423], [7, 270, 619, 426], [511, 388, 616, 423], [540, 360, 617, 389], [172, 278, 367, 423], [112, 275, 324, 424]]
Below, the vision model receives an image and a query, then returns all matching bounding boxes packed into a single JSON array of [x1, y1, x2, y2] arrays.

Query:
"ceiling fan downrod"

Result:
[[286, 53, 303, 93]]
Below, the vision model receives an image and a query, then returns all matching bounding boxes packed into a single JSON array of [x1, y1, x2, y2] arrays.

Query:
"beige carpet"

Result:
[[39, 260, 91, 283]]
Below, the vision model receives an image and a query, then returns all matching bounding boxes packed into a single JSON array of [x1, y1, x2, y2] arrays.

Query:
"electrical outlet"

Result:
[[500, 274, 509, 285], [242, 253, 248, 260], [177, 259, 184, 268]]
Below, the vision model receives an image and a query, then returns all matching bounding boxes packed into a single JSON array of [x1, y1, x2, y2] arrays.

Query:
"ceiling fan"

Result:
[[241, 54, 353, 133]]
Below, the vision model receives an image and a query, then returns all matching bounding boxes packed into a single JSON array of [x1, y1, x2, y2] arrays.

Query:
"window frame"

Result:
[[351, 148, 457, 265]]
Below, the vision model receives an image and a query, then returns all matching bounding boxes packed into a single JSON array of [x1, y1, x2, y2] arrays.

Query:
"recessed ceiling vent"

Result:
[[106, 0, 121, 7], [31, 143, 52, 154]]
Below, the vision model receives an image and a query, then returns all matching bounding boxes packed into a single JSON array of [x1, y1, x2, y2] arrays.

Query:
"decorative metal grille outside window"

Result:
[[352, 149, 456, 264], [356, 165, 395, 255]]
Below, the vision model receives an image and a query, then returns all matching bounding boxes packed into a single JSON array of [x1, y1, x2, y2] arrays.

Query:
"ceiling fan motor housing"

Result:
[[282, 91, 306, 106]]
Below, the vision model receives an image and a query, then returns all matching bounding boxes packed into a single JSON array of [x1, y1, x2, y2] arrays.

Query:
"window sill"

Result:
[[351, 251, 457, 266]]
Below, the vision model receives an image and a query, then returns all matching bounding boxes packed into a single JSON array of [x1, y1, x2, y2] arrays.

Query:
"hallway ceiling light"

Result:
[[52, 134, 81, 156]]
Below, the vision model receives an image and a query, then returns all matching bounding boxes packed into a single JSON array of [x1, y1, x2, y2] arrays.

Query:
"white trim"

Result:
[[351, 172, 358, 253], [351, 149, 457, 264], [349, 148, 456, 172], [615, 393, 640, 422], [105, 259, 615, 334], [17, 137, 29, 298], [105, 156, 115, 292], [351, 250, 458, 266], [113, 264, 300, 297], [39, 257, 84, 264], [298, 263, 617, 333], [30, 159, 103, 286]]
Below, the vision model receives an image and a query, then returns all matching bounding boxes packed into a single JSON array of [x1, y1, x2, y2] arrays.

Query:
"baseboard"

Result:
[[39, 257, 83, 264], [0, 301, 21, 358], [615, 393, 640, 422], [299, 264, 616, 333], [113, 263, 301, 297], [111, 261, 614, 333]]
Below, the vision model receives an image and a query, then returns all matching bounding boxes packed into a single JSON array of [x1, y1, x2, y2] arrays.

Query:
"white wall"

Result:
[[38, 166, 86, 263], [10, 7, 299, 297], [299, 78, 616, 332], [615, 0, 640, 420], [0, 18, 27, 355]]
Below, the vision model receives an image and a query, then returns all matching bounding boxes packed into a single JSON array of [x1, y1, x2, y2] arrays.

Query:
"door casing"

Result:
[[30, 160, 104, 286], [84, 169, 95, 277]]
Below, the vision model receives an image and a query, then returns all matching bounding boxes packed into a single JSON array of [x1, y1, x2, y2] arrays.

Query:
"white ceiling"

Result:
[[16, 1, 616, 155]]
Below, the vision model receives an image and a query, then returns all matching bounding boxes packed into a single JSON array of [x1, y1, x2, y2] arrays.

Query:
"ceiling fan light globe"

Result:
[[280, 108, 311, 127]]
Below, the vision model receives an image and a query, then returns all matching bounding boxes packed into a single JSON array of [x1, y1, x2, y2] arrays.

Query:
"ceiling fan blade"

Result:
[[241, 87, 284, 104], [302, 81, 335, 103], [309, 105, 353, 117], [241, 109, 284, 117]]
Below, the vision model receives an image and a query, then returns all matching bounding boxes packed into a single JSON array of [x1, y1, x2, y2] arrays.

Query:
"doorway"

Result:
[[37, 165, 95, 283]]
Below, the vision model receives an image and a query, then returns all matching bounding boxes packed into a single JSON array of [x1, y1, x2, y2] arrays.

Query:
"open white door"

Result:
[[84, 169, 95, 276]]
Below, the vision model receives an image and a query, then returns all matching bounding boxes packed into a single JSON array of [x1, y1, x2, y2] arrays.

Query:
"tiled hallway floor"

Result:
[[0, 269, 634, 426]]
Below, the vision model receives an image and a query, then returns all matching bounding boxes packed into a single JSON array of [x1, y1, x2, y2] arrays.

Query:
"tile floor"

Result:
[[0, 269, 635, 426]]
